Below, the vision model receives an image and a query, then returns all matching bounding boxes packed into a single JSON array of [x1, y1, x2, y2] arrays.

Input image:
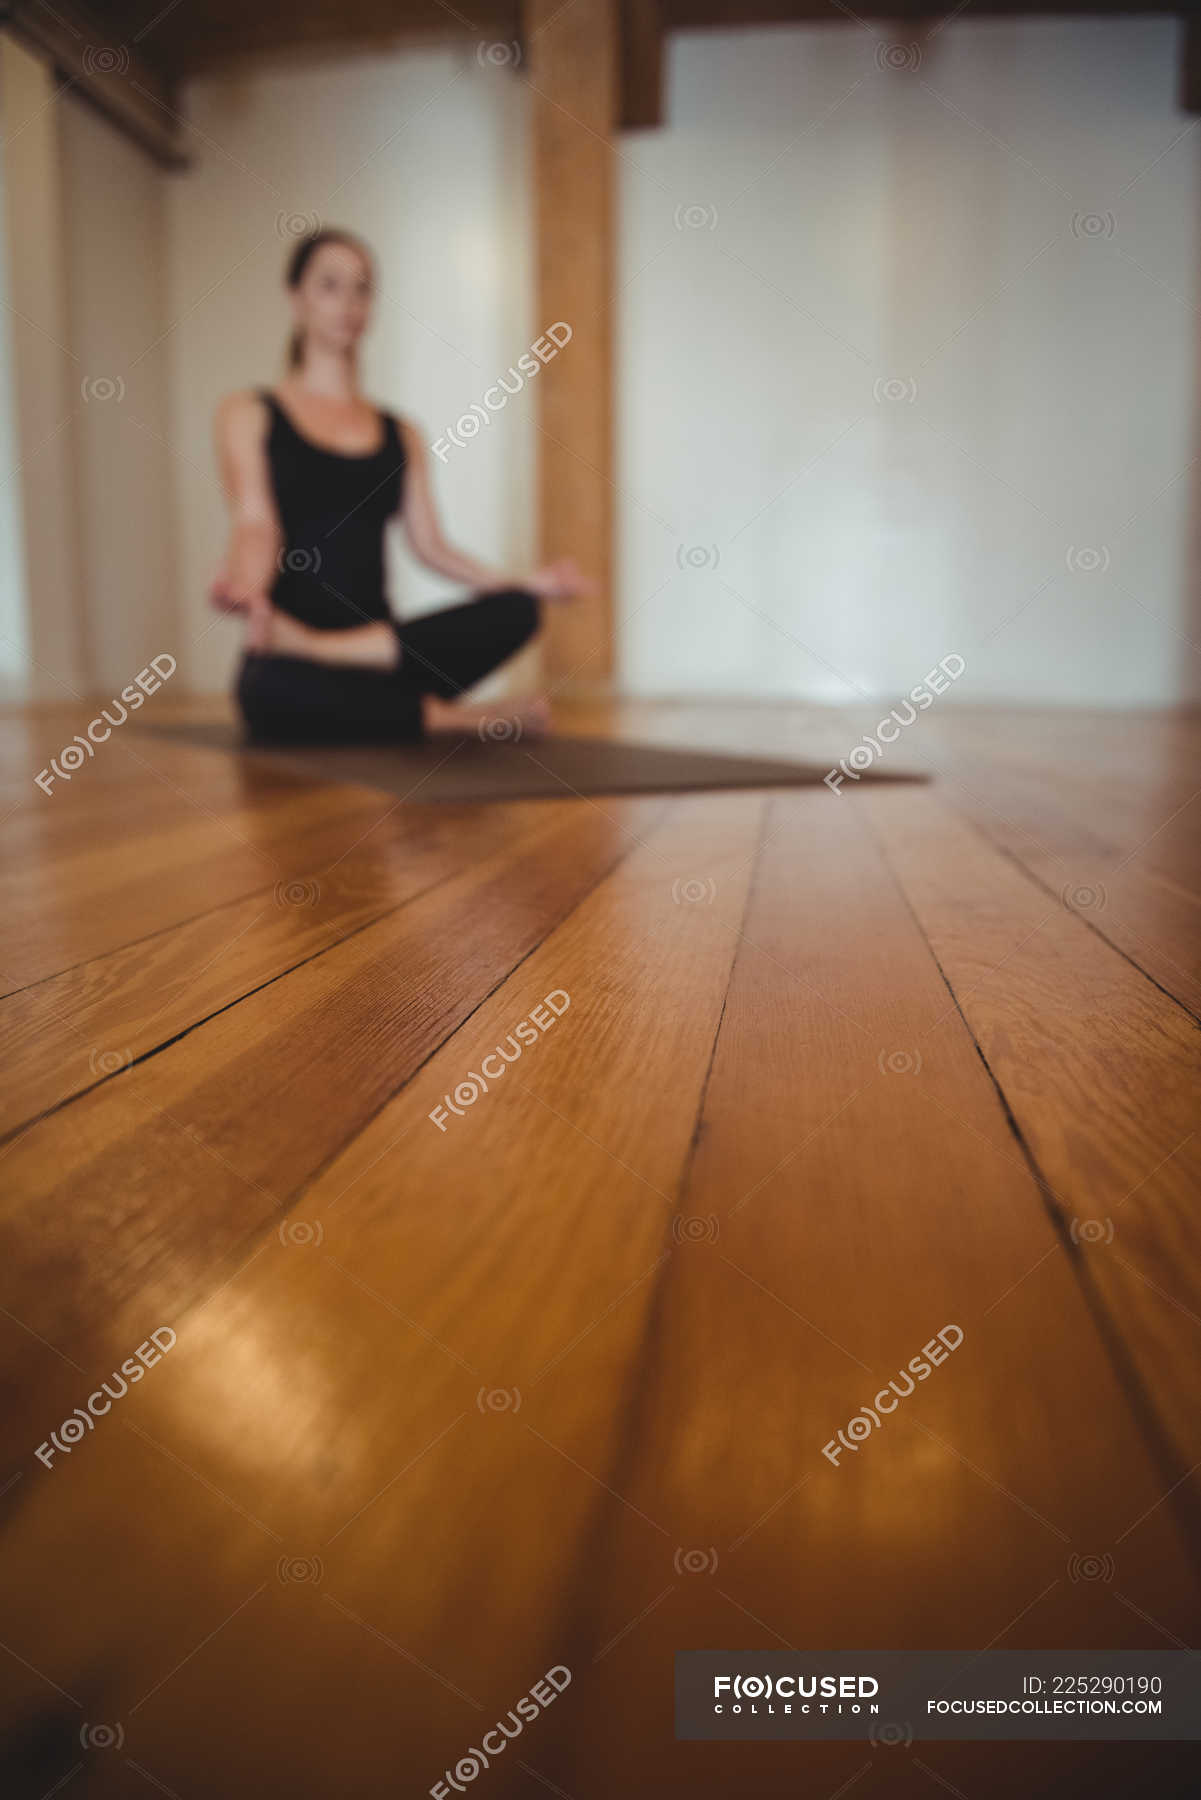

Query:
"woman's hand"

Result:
[[527, 558, 594, 602], [209, 568, 273, 651]]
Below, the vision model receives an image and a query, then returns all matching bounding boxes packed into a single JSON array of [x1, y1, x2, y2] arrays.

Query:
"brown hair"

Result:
[[283, 228, 373, 370]]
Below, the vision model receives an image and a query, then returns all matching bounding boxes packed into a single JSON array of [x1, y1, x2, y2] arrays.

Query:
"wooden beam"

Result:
[[524, 0, 618, 689], [1181, 15, 1201, 112], [620, 0, 663, 129], [69, 0, 1191, 89], [82, 0, 522, 80], [0, 0, 187, 168], [668, 0, 1192, 20]]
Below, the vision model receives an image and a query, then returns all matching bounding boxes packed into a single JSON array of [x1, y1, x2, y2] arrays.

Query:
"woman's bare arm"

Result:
[[212, 392, 282, 651], [399, 419, 593, 601], [212, 393, 398, 668], [211, 400, 589, 675]]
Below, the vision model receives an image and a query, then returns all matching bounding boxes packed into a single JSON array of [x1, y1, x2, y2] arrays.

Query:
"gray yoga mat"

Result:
[[135, 718, 927, 802]]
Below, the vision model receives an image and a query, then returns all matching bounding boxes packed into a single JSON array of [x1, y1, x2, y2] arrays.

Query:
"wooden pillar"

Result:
[[523, 0, 618, 689]]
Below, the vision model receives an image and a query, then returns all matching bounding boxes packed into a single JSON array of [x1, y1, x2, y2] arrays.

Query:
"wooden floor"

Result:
[[1, 696, 1199, 1799]]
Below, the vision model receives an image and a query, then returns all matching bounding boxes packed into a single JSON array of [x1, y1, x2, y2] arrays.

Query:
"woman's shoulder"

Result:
[[215, 387, 273, 437], [372, 405, 418, 464], [383, 409, 424, 452]]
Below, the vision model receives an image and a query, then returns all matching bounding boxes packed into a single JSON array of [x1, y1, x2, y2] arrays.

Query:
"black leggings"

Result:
[[236, 587, 540, 744]]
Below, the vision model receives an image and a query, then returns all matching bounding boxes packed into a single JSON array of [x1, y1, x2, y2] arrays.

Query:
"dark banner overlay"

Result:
[[675, 1652, 1201, 1741]]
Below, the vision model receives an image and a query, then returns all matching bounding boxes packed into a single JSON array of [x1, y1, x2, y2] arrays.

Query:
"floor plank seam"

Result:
[[1, 787, 421, 1000], [37, 797, 683, 1398], [860, 804, 1201, 1574], [950, 803, 1201, 1028], [0, 866, 478, 1148], [1, 798, 679, 1419], [237, 794, 681, 1220], [947, 997, 1201, 1582], [673, 794, 771, 1207], [511, 796, 778, 1712], [0, 875, 297, 1001]]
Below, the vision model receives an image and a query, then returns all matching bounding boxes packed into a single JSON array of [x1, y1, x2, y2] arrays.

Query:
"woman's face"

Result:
[[291, 240, 373, 357]]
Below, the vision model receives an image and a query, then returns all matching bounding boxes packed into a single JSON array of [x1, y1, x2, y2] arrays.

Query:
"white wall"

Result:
[[6, 20, 1193, 709], [60, 92, 178, 693], [167, 44, 533, 694], [617, 18, 1201, 705]]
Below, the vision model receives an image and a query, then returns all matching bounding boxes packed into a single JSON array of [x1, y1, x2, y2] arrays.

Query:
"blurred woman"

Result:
[[212, 228, 586, 742]]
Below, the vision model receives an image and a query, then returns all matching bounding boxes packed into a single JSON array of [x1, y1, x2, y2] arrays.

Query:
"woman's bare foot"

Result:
[[422, 693, 552, 742], [259, 607, 319, 659], [226, 600, 318, 660]]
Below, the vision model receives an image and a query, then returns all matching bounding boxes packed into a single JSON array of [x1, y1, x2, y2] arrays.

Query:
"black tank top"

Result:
[[261, 389, 406, 629]]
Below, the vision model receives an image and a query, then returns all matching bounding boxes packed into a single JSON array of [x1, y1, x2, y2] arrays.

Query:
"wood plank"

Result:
[[924, 708, 1201, 893], [0, 796, 568, 1137], [2, 706, 1199, 1800], [948, 761, 1201, 1020], [0, 790, 765, 1799], [912, 713, 1201, 1019], [0, 760, 405, 988], [861, 783, 1201, 1473], [513, 785, 1201, 1796], [0, 794, 670, 1450]]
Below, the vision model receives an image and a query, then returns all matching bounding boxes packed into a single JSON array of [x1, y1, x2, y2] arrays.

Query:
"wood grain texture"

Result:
[[862, 783, 1201, 1475], [524, 787, 1201, 1797], [0, 794, 669, 1461], [0, 795, 564, 1134], [525, 0, 618, 685], [923, 714, 1201, 1019], [1, 699, 1199, 1800]]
